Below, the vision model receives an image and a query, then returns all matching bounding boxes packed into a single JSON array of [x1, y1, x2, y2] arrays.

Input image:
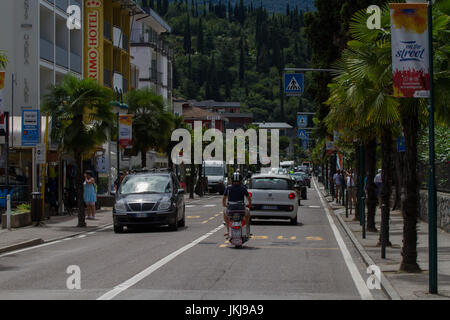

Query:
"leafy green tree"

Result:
[[0, 50, 7, 69], [42, 75, 114, 228]]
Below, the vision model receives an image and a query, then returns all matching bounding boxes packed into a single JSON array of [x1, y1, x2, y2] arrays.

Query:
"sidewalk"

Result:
[[318, 181, 450, 300], [0, 208, 113, 254]]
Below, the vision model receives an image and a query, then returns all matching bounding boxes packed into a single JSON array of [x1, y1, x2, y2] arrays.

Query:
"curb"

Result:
[[317, 180, 402, 300], [0, 223, 112, 255], [0, 238, 44, 254]]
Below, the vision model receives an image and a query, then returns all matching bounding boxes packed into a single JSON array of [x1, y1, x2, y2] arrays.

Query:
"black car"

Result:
[[290, 172, 308, 200], [113, 172, 186, 233]]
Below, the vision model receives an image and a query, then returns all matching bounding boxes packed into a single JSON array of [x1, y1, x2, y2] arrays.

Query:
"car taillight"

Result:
[[248, 192, 253, 198], [289, 192, 296, 200]]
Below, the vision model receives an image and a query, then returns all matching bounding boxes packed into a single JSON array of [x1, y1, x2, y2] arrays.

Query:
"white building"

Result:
[[130, 6, 173, 110], [0, 0, 83, 197]]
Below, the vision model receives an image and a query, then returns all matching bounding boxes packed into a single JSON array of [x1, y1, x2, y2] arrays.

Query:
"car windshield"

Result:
[[119, 175, 172, 195], [204, 167, 223, 176], [250, 178, 290, 190]]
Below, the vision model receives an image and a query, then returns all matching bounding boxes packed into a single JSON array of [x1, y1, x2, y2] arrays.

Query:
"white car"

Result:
[[247, 174, 299, 225]]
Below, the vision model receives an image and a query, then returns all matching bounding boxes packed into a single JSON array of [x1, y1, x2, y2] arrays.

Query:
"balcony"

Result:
[[40, 37, 54, 62], [70, 51, 81, 74], [56, 45, 68, 68], [113, 26, 123, 50], [123, 78, 128, 94], [104, 20, 111, 41], [104, 68, 112, 88]]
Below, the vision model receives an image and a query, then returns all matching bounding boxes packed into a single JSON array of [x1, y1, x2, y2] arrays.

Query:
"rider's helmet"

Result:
[[232, 172, 242, 184]]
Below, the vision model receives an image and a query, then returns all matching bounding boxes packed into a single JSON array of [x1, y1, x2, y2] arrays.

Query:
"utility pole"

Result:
[[427, 0, 437, 295]]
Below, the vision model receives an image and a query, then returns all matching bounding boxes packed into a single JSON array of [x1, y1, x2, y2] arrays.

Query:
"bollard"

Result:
[[7, 194, 11, 231]]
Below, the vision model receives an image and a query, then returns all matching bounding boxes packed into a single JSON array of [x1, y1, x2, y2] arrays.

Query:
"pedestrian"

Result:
[[346, 168, 357, 214], [374, 169, 382, 208], [334, 170, 344, 204], [83, 170, 97, 220]]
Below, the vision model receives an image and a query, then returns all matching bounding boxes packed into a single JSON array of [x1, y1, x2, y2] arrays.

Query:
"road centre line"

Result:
[[97, 224, 225, 300], [312, 178, 373, 300]]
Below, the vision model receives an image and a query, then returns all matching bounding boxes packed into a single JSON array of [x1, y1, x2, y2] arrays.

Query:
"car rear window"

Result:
[[250, 178, 292, 190]]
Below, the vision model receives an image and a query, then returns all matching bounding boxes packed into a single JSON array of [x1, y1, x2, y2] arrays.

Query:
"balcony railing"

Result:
[[40, 37, 54, 62], [70, 51, 81, 74], [56, 45, 68, 68]]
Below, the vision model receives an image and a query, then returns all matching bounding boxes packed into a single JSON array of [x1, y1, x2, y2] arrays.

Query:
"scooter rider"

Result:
[[222, 172, 252, 237]]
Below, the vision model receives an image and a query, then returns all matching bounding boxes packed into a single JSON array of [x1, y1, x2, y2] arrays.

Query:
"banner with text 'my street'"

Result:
[[119, 115, 133, 149], [390, 3, 430, 98]]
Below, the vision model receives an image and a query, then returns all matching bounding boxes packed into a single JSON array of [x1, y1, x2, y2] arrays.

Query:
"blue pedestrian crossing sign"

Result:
[[297, 129, 309, 140], [285, 73, 304, 96]]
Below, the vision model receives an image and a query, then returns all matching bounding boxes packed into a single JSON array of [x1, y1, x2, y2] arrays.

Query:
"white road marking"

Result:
[[77, 235, 87, 239], [203, 204, 217, 208], [186, 205, 196, 208], [309, 205, 321, 209], [312, 178, 373, 300], [97, 224, 225, 300], [0, 241, 63, 258]]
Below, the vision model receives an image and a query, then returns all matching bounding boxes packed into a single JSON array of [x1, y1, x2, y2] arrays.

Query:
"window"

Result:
[[250, 178, 292, 190], [119, 175, 172, 195]]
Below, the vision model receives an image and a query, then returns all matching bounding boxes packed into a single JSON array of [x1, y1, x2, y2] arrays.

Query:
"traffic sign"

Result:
[[397, 136, 406, 152], [35, 144, 46, 165], [302, 139, 309, 150], [285, 73, 304, 96], [297, 115, 308, 128], [297, 129, 309, 140], [22, 109, 40, 147]]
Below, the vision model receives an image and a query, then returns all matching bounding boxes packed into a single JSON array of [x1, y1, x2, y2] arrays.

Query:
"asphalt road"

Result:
[[0, 179, 387, 300]]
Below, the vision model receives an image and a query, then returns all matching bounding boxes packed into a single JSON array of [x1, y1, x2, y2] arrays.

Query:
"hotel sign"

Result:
[[84, 0, 103, 82]]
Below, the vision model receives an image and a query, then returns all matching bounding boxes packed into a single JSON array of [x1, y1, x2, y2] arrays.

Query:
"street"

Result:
[[0, 180, 387, 300]]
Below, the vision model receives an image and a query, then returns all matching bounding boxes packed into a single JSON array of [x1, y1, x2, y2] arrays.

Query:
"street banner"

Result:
[[390, 3, 430, 98], [0, 71, 5, 132], [326, 138, 334, 156], [21, 109, 40, 147], [119, 115, 133, 149]]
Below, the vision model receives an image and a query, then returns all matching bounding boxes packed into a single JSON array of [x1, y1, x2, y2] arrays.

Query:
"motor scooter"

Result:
[[226, 201, 250, 248]]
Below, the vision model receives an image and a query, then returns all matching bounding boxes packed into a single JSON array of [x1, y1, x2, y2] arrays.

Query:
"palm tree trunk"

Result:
[[379, 128, 393, 246], [366, 138, 378, 232], [75, 152, 86, 228], [399, 106, 421, 272]]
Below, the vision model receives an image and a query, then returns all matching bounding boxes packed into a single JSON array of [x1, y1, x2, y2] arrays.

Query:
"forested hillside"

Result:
[[139, 0, 317, 126]]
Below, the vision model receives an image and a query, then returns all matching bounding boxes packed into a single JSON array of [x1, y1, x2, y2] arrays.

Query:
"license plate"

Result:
[[135, 213, 148, 218], [262, 205, 278, 210]]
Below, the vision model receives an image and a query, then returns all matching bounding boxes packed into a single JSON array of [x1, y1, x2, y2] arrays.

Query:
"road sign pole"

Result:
[[427, 0, 437, 295], [5, 112, 9, 188]]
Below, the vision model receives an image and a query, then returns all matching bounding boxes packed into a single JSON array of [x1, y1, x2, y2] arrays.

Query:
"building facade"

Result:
[[130, 6, 173, 110], [0, 0, 84, 203]]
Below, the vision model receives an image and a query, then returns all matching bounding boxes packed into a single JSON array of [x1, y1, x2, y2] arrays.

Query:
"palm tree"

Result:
[[125, 87, 174, 168], [327, 5, 449, 272], [42, 75, 115, 227]]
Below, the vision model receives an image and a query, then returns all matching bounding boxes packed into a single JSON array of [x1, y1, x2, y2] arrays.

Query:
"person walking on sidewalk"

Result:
[[346, 168, 357, 214], [334, 170, 344, 204], [374, 169, 382, 208], [83, 171, 97, 220]]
